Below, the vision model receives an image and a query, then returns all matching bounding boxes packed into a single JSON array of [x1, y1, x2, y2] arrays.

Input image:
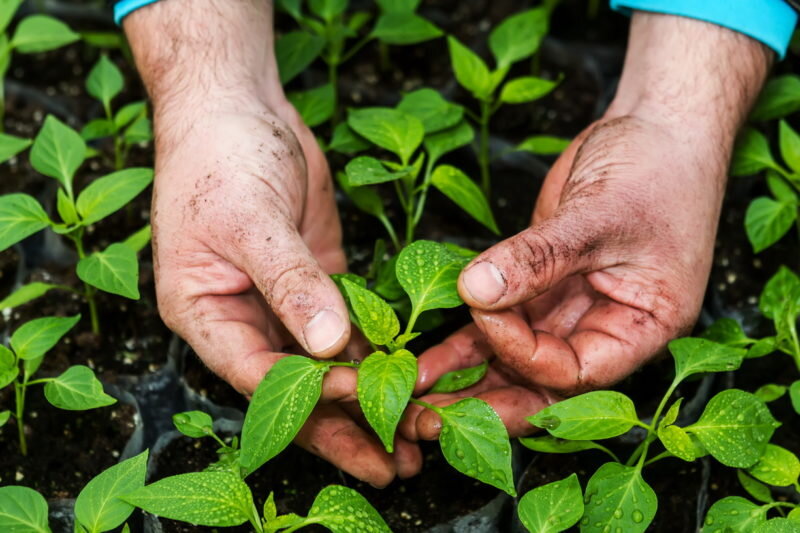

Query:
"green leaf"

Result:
[[499, 76, 558, 104], [746, 444, 800, 487], [76, 168, 154, 226], [345, 156, 403, 186], [357, 349, 417, 452], [425, 120, 474, 166], [745, 196, 796, 253], [56, 188, 78, 225], [437, 398, 515, 495], [340, 279, 399, 345], [0, 346, 19, 389], [397, 88, 463, 134], [759, 266, 800, 320], [239, 356, 327, 475], [429, 360, 488, 394], [114, 101, 147, 130], [172, 411, 214, 439], [657, 424, 698, 462], [527, 391, 639, 440], [11, 14, 79, 53], [0, 485, 50, 532], [488, 7, 548, 69], [700, 318, 755, 347], [516, 135, 570, 156], [77, 243, 140, 299], [731, 128, 778, 176], [75, 450, 148, 533], [122, 225, 151, 253], [790, 508, 800, 523], [0, 282, 60, 310], [308, 0, 347, 22], [123, 471, 254, 527], [396, 240, 466, 318], [581, 463, 657, 533], [0, 193, 50, 252], [737, 470, 773, 503], [306, 485, 390, 532], [755, 518, 800, 533], [288, 84, 334, 128], [686, 389, 779, 468], [791, 381, 800, 415], [329, 123, 369, 154], [447, 36, 492, 100], [371, 12, 442, 45], [702, 497, 766, 532], [86, 55, 123, 113], [44, 365, 116, 410], [30, 115, 86, 193], [669, 337, 746, 381], [517, 473, 583, 533], [519, 435, 617, 461], [431, 164, 499, 234], [0, 411, 10, 427], [0, 133, 31, 163], [754, 384, 787, 403], [336, 172, 385, 219], [275, 31, 325, 85], [747, 336, 777, 359], [79, 31, 123, 49], [10, 314, 80, 360], [752, 75, 800, 121], [81, 119, 115, 141], [376, 0, 420, 11], [348, 107, 424, 163], [276, 0, 302, 20], [768, 172, 799, 204], [779, 120, 800, 173], [123, 115, 152, 144], [0, 0, 23, 34]]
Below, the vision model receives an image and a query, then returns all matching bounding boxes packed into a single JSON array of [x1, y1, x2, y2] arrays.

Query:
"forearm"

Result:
[[608, 12, 771, 145], [123, 0, 285, 141]]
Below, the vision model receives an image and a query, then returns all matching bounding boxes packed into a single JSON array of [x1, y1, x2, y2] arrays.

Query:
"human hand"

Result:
[[124, 0, 420, 486], [401, 12, 771, 441]]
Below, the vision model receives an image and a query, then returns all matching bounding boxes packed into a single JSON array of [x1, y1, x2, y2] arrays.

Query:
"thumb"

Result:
[[459, 205, 610, 310], [232, 223, 351, 359]]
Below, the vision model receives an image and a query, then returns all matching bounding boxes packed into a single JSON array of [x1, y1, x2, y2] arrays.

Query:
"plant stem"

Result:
[[626, 378, 680, 468], [377, 214, 400, 251], [643, 451, 673, 467], [478, 100, 492, 197], [412, 156, 435, 227], [409, 397, 443, 413], [328, 60, 340, 126], [23, 378, 55, 386], [14, 381, 27, 455], [72, 234, 101, 335], [114, 135, 124, 170], [378, 41, 390, 71]]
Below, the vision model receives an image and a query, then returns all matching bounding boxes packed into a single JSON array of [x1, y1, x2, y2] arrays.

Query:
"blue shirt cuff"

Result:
[[610, 0, 797, 59], [114, 0, 161, 25]]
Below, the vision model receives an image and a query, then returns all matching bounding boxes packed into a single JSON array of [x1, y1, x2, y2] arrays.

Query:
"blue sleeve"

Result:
[[610, 0, 797, 59], [114, 0, 160, 25]]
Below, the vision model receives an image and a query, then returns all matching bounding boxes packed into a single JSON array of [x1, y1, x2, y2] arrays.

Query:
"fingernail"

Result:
[[463, 262, 506, 305], [304, 309, 345, 354]]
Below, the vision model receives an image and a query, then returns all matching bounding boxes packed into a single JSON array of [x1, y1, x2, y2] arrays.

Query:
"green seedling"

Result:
[[275, 0, 442, 126], [338, 94, 498, 247], [0, 1, 80, 129], [702, 265, 800, 373], [0, 314, 116, 455], [81, 54, 153, 170], [516, 337, 781, 532], [0, 115, 153, 333], [446, 5, 565, 195]]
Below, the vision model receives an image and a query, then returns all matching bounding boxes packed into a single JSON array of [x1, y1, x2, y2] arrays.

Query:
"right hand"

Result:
[[151, 102, 420, 485]]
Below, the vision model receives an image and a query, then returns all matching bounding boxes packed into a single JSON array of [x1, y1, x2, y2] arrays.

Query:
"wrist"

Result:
[[605, 12, 770, 144]]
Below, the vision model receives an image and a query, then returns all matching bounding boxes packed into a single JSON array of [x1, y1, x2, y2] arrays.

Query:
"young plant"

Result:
[[0, 314, 116, 455], [446, 5, 560, 195], [0, 1, 80, 128], [0, 450, 148, 533], [81, 54, 153, 170], [275, 0, 442, 126], [702, 265, 800, 373], [702, 444, 800, 532], [0, 115, 153, 333], [339, 95, 498, 247], [515, 337, 781, 532]]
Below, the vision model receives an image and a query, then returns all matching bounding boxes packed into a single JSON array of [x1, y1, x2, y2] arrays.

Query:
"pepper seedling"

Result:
[[515, 337, 782, 532], [0, 115, 153, 333], [81, 54, 153, 170], [0, 314, 116, 455]]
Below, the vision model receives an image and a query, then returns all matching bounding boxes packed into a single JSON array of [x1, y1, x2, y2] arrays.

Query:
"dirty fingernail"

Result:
[[463, 262, 506, 306], [304, 309, 345, 354]]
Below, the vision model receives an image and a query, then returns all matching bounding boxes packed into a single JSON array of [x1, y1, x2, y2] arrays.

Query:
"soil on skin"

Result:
[[153, 437, 500, 533]]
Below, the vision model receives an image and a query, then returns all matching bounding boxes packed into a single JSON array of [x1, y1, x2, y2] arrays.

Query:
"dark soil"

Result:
[[153, 437, 501, 533]]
